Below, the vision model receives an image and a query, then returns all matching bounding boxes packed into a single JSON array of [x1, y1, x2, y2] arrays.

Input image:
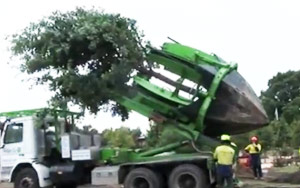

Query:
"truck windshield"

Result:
[[4, 123, 23, 144]]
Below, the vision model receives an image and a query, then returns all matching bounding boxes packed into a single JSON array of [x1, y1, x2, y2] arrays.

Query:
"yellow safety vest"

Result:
[[214, 145, 235, 165], [245, 143, 262, 154]]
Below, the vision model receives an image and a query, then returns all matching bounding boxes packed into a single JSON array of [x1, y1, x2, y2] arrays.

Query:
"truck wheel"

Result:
[[14, 168, 40, 188], [124, 167, 162, 188], [168, 164, 207, 188]]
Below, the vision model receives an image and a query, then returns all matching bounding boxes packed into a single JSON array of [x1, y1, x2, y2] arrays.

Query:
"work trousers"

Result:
[[250, 153, 263, 178], [216, 164, 233, 188]]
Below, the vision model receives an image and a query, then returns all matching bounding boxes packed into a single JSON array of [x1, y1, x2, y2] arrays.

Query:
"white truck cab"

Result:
[[0, 109, 102, 188], [0, 116, 53, 188]]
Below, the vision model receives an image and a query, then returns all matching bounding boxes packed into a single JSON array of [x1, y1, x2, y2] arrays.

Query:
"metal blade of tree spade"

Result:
[[198, 65, 269, 136]]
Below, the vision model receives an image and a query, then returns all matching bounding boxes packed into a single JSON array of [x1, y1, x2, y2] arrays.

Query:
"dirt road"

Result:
[[241, 179, 300, 188]]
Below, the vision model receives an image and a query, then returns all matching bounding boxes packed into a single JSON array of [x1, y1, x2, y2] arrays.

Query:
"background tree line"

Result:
[[100, 127, 142, 148]]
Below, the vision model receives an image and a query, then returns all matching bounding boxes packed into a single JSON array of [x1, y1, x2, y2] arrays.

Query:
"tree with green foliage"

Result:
[[145, 126, 160, 148], [271, 120, 292, 148], [290, 121, 300, 148], [261, 71, 300, 121], [131, 128, 142, 143], [258, 70, 300, 150], [101, 127, 141, 148], [145, 121, 162, 147], [255, 125, 274, 150], [10, 8, 151, 120], [282, 97, 300, 124]]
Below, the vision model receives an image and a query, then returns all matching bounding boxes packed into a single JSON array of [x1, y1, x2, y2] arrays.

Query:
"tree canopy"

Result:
[[261, 71, 300, 121], [11, 8, 150, 119]]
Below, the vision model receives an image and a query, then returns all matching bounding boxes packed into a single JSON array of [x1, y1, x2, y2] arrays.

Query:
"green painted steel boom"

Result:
[[95, 42, 266, 162], [118, 42, 268, 137], [106, 42, 269, 160]]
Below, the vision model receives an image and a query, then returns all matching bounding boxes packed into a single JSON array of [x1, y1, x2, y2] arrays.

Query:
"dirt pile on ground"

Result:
[[237, 165, 300, 186], [267, 170, 300, 184], [236, 165, 253, 178]]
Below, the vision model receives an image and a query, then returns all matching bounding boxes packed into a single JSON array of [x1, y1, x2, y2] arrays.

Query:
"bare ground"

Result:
[[236, 164, 300, 188], [241, 178, 300, 188], [2, 167, 300, 188]]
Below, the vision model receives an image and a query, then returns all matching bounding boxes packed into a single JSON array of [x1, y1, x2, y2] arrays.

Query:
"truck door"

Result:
[[0, 123, 24, 181]]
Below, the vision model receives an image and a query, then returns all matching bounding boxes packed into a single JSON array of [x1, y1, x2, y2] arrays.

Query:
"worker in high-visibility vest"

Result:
[[245, 136, 263, 179], [214, 134, 235, 188]]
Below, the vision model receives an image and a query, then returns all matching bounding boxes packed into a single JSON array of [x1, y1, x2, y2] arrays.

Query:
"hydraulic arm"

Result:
[[115, 42, 268, 156]]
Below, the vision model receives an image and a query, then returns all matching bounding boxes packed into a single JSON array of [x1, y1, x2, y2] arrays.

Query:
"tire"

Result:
[[168, 164, 208, 188], [124, 167, 163, 188], [14, 168, 40, 188]]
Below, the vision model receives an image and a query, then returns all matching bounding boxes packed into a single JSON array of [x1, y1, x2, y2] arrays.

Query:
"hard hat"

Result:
[[221, 134, 231, 141], [251, 136, 258, 142]]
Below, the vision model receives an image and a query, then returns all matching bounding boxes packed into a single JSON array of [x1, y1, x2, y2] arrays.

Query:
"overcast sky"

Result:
[[0, 0, 299, 133]]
